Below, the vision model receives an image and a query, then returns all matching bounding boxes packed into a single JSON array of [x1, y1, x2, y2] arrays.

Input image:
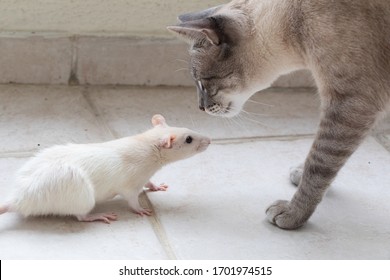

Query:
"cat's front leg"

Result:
[[267, 93, 380, 229]]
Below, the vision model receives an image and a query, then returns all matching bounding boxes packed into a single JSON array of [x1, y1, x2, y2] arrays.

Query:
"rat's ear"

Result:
[[152, 114, 168, 127], [159, 134, 176, 149]]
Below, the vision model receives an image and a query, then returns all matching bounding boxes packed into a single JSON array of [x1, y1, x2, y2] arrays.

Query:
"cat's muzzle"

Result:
[[196, 81, 213, 111], [196, 80, 232, 116]]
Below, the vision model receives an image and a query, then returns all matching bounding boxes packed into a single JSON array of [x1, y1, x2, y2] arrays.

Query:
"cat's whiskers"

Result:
[[175, 58, 189, 64], [228, 104, 269, 118], [247, 98, 274, 107], [229, 114, 245, 128], [236, 113, 269, 128], [173, 58, 190, 73], [225, 115, 250, 135], [240, 108, 269, 117], [174, 68, 190, 73], [234, 115, 252, 133], [226, 105, 269, 128], [188, 113, 197, 130], [220, 116, 233, 132]]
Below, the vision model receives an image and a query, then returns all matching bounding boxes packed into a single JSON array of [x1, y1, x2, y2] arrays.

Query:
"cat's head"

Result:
[[168, 4, 261, 118]]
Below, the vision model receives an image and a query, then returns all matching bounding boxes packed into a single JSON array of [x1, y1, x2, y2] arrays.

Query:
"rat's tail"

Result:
[[0, 204, 9, 215]]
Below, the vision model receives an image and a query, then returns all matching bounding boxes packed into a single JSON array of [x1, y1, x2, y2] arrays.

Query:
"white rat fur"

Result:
[[0, 115, 211, 223]]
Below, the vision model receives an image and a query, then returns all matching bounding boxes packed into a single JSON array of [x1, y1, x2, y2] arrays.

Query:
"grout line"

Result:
[[81, 87, 118, 140], [211, 134, 316, 145], [139, 192, 178, 260], [0, 151, 35, 158], [68, 35, 80, 85]]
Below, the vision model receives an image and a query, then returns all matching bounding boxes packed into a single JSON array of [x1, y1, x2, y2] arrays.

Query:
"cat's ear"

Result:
[[178, 5, 224, 22], [168, 14, 249, 46], [167, 21, 220, 45]]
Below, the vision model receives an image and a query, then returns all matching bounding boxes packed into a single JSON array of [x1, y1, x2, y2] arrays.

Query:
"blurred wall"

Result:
[[0, 0, 225, 36]]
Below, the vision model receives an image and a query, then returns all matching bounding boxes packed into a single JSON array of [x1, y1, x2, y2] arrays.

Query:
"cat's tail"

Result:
[[0, 204, 10, 215]]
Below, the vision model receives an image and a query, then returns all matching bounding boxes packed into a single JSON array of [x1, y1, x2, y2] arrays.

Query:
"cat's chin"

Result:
[[205, 102, 242, 118], [206, 111, 240, 118], [203, 92, 252, 118]]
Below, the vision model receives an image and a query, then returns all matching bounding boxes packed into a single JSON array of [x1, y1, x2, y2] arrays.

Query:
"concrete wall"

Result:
[[0, 0, 225, 37], [0, 0, 313, 87]]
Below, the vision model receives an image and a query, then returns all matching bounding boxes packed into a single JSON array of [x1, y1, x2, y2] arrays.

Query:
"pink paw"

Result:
[[135, 208, 152, 216], [77, 212, 118, 224], [146, 182, 169, 192]]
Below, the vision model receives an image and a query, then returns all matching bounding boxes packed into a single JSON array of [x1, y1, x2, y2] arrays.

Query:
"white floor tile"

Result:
[[148, 137, 390, 259], [1, 84, 389, 260], [0, 85, 110, 154]]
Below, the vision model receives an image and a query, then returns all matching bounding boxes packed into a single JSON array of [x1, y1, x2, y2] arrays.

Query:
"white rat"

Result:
[[0, 114, 211, 223]]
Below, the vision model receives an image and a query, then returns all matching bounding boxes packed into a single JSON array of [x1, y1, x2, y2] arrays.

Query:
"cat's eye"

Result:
[[185, 136, 193, 144]]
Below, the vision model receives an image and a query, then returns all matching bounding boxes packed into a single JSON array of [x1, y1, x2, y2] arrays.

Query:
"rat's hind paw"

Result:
[[128, 198, 152, 216], [134, 208, 152, 216], [77, 212, 118, 224]]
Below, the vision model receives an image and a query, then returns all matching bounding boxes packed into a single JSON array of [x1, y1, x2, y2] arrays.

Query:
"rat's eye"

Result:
[[185, 136, 193, 144]]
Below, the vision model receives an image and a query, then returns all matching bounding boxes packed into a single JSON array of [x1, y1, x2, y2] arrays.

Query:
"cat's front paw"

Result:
[[266, 200, 307, 229]]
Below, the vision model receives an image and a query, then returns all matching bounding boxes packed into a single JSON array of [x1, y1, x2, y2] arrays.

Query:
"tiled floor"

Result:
[[0, 84, 389, 259]]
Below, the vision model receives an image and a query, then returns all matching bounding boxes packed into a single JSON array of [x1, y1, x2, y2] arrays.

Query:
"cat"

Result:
[[168, 0, 390, 229]]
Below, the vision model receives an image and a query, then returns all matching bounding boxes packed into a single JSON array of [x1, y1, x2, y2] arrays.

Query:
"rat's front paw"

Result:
[[145, 181, 169, 192], [266, 200, 308, 229]]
